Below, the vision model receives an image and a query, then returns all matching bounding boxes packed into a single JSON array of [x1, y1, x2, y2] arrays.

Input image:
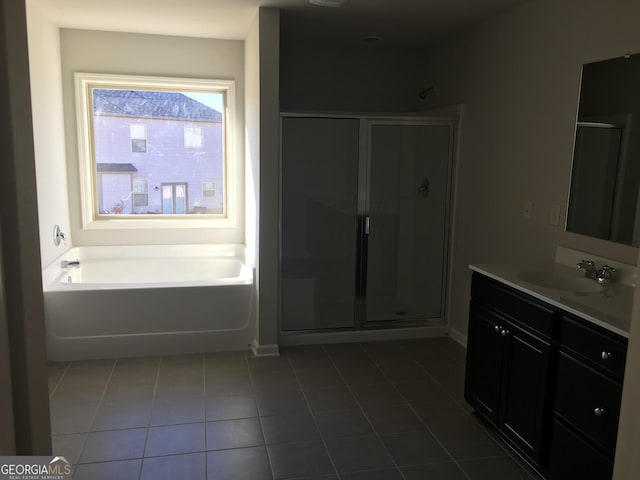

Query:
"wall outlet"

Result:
[[522, 200, 533, 220], [550, 204, 561, 227]]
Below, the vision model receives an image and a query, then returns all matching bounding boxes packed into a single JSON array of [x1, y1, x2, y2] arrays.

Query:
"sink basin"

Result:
[[517, 270, 602, 293]]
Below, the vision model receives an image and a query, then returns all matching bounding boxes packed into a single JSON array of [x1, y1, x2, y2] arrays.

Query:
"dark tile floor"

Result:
[[48, 337, 536, 480]]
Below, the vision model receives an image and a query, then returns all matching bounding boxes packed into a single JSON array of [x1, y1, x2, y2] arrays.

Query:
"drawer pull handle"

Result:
[[501, 329, 510, 337], [494, 325, 501, 333], [601, 352, 613, 361], [594, 408, 606, 417]]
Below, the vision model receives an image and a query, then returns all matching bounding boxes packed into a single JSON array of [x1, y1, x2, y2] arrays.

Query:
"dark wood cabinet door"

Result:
[[499, 320, 551, 465], [464, 301, 505, 425], [549, 420, 613, 480]]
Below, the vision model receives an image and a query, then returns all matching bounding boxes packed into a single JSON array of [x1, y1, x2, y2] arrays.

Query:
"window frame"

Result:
[[129, 124, 147, 153], [202, 181, 216, 198], [75, 72, 237, 230], [132, 178, 149, 207], [184, 126, 204, 150]]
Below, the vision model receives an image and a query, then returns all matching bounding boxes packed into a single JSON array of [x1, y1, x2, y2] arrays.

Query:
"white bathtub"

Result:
[[42, 244, 255, 361]]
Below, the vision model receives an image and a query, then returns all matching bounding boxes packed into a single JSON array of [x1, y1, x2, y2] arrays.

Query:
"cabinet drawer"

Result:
[[549, 419, 613, 480], [560, 315, 627, 380], [554, 353, 622, 456], [471, 273, 555, 338]]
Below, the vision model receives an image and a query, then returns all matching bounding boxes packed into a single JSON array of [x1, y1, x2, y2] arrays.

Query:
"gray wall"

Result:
[[419, 0, 640, 342], [0, 0, 51, 454], [280, 43, 421, 112]]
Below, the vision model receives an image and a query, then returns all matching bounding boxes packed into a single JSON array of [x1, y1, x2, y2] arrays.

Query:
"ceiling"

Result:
[[29, 0, 530, 48]]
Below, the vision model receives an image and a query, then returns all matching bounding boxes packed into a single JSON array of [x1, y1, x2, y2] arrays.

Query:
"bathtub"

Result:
[[42, 244, 255, 361]]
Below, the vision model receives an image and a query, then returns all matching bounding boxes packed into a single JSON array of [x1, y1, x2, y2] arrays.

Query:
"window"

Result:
[[75, 73, 237, 229], [133, 179, 149, 207], [184, 126, 204, 149], [203, 182, 216, 198], [130, 124, 147, 152]]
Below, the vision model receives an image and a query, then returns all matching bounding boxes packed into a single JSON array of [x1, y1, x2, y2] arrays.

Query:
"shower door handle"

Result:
[[418, 179, 430, 198], [356, 215, 370, 300]]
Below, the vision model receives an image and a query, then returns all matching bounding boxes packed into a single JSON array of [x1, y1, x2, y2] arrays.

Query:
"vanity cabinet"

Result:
[[465, 274, 554, 467], [466, 272, 629, 480], [549, 315, 627, 479]]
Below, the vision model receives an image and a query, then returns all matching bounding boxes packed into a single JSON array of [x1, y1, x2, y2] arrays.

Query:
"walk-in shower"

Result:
[[280, 115, 455, 334]]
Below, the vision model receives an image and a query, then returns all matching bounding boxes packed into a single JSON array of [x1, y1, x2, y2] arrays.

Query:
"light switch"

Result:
[[523, 200, 533, 220], [550, 204, 561, 227]]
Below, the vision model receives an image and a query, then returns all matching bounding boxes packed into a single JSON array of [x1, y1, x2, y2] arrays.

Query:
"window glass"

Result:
[[184, 126, 204, 149], [91, 86, 225, 216], [203, 181, 216, 198], [133, 179, 149, 207], [129, 124, 147, 152]]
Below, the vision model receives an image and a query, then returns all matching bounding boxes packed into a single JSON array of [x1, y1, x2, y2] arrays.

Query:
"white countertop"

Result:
[[470, 263, 633, 338]]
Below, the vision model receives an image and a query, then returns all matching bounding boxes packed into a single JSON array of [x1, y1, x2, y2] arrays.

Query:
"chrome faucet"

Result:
[[577, 260, 598, 279], [577, 260, 616, 285], [596, 265, 616, 286], [61, 260, 80, 269]]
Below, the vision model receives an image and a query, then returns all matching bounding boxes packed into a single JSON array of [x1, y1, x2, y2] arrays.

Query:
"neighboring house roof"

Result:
[[93, 89, 223, 122], [97, 163, 138, 172]]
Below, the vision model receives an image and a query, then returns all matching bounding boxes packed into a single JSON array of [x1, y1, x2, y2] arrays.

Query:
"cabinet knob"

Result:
[[594, 408, 606, 417], [494, 325, 501, 333], [501, 329, 510, 337], [601, 351, 613, 361]]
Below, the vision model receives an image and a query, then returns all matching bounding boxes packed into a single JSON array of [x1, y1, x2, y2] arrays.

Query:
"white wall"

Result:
[[419, 0, 640, 342], [243, 7, 280, 356], [59, 29, 245, 247], [280, 43, 421, 112], [26, 2, 71, 268], [245, 14, 260, 271], [614, 249, 640, 478], [255, 8, 280, 354], [244, 12, 260, 348]]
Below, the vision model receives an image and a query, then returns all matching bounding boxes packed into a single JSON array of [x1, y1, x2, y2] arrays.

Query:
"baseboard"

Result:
[[448, 327, 467, 348], [251, 339, 280, 357], [279, 324, 448, 347]]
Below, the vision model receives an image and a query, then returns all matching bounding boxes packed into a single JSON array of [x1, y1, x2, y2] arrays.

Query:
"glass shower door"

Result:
[[364, 122, 451, 324], [281, 117, 360, 331]]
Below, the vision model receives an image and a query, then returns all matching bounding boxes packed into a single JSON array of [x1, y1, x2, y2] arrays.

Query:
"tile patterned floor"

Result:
[[48, 337, 537, 480]]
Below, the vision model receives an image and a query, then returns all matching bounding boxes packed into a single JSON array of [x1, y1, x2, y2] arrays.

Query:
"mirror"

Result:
[[567, 53, 640, 247]]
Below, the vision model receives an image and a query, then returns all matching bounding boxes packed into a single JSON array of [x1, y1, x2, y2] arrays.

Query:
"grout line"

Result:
[[323, 344, 409, 480], [202, 352, 207, 480], [325, 344, 423, 480], [373, 356, 473, 480], [74, 360, 118, 472], [412, 359, 514, 461], [285, 351, 343, 480], [137, 356, 162, 480], [244, 351, 276, 480], [353, 344, 477, 480], [48, 362, 72, 400]]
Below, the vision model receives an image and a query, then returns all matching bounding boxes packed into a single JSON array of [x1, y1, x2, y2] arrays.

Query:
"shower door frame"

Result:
[[279, 113, 457, 335]]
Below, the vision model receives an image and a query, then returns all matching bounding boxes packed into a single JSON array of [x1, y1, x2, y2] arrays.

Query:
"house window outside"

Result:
[[203, 182, 216, 198], [75, 73, 236, 228], [184, 126, 204, 149], [130, 124, 147, 152], [133, 179, 149, 207]]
